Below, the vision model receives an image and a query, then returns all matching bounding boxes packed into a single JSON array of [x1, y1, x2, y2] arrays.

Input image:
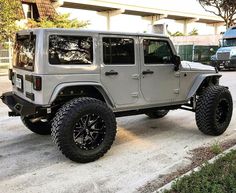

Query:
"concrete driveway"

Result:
[[0, 71, 235, 193]]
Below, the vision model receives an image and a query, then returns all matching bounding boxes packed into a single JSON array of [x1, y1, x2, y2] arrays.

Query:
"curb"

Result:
[[0, 73, 7, 76], [155, 144, 236, 193]]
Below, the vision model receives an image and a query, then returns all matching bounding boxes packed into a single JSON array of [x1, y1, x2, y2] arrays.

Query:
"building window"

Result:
[[143, 39, 173, 64], [49, 35, 93, 65], [22, 3, 39, 19], [103, 37, 135, 65]]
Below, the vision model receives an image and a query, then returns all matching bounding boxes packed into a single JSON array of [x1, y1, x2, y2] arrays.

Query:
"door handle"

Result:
[[105, 70, 118, 76], [132, 74, 139, 80], [142, 70, 154, 75]]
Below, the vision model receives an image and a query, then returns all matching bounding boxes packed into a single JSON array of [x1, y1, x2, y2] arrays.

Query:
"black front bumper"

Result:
[[212, 59, 236, 69], [1, 92, 47, 117], [225, 59, 236, 68]]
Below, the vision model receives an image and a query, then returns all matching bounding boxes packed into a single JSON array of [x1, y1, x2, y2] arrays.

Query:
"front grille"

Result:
[[217, 52, 230, 60]]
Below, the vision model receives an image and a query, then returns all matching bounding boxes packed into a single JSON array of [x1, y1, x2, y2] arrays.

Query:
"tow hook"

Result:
[[0, 95, 4, 100]]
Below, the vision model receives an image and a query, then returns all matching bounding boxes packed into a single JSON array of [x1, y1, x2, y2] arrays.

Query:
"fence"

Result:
[[0, 42, 13, 68], [175, 44, 219, 64]]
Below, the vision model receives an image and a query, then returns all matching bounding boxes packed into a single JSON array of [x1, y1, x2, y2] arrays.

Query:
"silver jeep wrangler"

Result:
[[1, 28, 233, 163]]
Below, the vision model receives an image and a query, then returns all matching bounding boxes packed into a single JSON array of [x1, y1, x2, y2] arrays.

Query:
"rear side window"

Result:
[[103, 37, 135, 65], [14, 34, 36, 71], [49, 35, 93, 65], [143, 39, 173, 64]]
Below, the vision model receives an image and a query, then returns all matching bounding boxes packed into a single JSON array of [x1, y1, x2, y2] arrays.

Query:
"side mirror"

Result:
[[173, 55, 181, 71]]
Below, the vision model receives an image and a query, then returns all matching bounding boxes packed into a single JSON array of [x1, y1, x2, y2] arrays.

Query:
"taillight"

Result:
[[33, 76, 42, 91]]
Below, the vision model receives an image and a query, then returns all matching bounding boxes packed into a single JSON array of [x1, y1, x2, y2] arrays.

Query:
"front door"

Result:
[[100, 35, 139, 106], [140, 37, 180, 103]]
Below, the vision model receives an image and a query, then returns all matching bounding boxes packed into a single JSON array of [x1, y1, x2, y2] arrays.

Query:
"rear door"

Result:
[[12, 33, 36, 101], [140, 37, 180, 103], [100, 35, 139, 106]]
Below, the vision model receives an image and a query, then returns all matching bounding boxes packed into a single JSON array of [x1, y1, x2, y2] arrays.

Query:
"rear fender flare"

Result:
[[49, 82, 115, 108]]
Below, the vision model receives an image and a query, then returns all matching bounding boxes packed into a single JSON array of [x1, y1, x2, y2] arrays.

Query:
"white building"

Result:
[[54, 0, 226, 35]]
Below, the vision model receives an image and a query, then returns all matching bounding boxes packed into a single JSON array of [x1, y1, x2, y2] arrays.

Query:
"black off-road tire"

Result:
[[21, 116, 52, 135], [51, 97, 117, 163], [145, 110, 169, 119], [196, 86, 233, 136]]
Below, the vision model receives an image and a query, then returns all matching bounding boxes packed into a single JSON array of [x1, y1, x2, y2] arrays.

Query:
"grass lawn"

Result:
[[162, 150, 236, 193]]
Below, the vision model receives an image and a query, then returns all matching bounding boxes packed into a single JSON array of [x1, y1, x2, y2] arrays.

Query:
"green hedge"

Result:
[[163, 150, 236, 193]]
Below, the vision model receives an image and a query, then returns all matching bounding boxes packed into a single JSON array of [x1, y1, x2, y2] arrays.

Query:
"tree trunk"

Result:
[[225, 19, 230, 29]]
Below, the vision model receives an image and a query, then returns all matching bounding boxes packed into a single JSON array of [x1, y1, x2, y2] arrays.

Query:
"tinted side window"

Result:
[[14, 35, 36, 71], [143, 39, 173, 64], [49, 35, 93, 65], [103, 37, 135, 65]]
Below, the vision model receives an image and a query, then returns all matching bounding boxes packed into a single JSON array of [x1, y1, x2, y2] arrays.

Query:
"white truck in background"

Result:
[[211, 26, 236, 70]]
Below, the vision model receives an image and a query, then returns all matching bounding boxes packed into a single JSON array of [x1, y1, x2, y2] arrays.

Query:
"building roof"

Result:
[[21, 0, 57, 18]]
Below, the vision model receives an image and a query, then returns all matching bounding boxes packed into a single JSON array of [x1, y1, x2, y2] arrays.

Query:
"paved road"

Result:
[[0, 72, 235, 193]]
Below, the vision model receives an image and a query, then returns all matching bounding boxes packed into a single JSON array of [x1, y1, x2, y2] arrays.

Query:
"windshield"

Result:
[[223, 38, 236, 47], [14, 34, 36, 71]]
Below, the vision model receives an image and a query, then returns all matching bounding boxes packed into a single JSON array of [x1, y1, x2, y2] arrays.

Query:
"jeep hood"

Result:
[[181, 61, 215, 72]]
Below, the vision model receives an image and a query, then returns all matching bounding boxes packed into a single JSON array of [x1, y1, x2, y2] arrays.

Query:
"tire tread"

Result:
[[196, 86, 232, 136], [51, 97, 117, 163]]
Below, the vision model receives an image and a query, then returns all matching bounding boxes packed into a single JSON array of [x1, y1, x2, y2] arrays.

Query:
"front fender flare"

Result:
[[187, 74, 222, 99]]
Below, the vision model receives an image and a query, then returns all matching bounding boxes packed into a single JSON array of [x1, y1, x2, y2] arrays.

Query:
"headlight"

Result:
[[230, 50, 236, 57], [211, 55, 216, 60]]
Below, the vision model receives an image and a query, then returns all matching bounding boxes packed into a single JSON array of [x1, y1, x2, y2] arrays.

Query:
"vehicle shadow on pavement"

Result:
[[114, 113, 203, 146]]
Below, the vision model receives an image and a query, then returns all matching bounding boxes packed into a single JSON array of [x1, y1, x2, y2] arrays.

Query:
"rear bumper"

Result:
[[1, 92, 47, 117]]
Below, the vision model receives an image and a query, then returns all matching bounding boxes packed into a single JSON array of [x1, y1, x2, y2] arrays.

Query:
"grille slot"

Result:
[[217, 52, 230, 60]]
